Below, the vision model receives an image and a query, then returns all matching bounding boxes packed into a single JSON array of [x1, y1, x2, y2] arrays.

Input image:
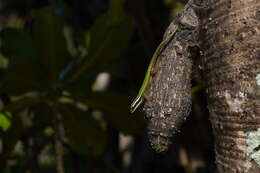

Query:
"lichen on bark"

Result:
[[199, 0, 260, 172], [246, 128, 260, 166]]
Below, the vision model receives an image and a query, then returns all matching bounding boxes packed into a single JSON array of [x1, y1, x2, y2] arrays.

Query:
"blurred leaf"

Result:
[[64, 72, 96, 97], [0, 0, 3, 9], [0, 28, 50, 94], [66, 5, 134, 81], [0, 54, 8, 69], [58, 103, 106, 156], [0, 112, 11, 131], [86, 0, 129, 58], [29, 102, 53, 128], [72, 92, 146, 135], [4, 96, 41, 112], [33, 6, 70, 86], [0, 111, 23, 161], [86, 14, 111, 56], [0, 28, 33, 58], [109, 0, 127, 23]]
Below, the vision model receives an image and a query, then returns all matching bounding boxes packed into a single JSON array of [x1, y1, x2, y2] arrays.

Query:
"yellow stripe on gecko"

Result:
[[130, 27, 178, 113]]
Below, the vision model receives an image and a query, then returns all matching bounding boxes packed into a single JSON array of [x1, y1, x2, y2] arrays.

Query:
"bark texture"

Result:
[[143, 0, 204, 153], [199, 0, 260, 172]]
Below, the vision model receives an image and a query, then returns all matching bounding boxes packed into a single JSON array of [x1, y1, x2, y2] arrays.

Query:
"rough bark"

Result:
[[143, 0, 204, 153], [199, 0, 260, 172], [142, 0, 260, 171]]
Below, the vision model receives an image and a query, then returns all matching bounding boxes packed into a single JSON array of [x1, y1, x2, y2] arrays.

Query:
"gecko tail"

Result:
[[130, 97, 144, 113]]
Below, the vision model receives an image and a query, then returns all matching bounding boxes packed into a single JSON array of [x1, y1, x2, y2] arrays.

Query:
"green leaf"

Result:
[[0, 28, 50, 94], [88, 19, 133, 71], [33, 6, 70, 87], [66, 8, 134, 81], [58, 103, 106, 156], [64, 72, 95, 97], [0, 111, 23, 161], [72, 92, 146, 135], [86, 14, 111, 56], [0, 112, 11, 131]]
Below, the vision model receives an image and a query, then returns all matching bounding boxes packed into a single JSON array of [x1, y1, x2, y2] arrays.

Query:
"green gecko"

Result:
[[130, 26, 178, 113]]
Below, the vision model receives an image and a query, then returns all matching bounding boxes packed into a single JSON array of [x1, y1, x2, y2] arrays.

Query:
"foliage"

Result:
[[0, 112, 11, 131], [0, 0, 146, 172], [0, 0, 213, 173]]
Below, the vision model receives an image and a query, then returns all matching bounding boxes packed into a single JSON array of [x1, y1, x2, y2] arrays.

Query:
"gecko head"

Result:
[[130, 97, 144, 113]]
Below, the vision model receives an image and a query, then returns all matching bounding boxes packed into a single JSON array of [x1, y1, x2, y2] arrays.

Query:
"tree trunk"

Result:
[[199, 0, 260, 172]]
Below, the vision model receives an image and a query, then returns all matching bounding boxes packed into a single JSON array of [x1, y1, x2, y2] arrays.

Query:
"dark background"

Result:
[[0, 0, 215, 172]]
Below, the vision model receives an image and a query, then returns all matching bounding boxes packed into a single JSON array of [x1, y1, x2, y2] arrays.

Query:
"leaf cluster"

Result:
[[0, 0, 145, 169]]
